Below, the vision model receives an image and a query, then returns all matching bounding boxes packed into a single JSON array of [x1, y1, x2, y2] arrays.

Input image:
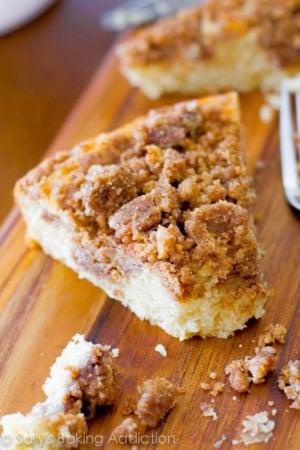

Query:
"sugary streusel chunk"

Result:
[[245, 346, 277, 384], [278, 359, 300, 409], [225, 359, 251, 393], [112, 378, 181, 442], [257, 323, 287, 347], [225, 346, 276, 392]]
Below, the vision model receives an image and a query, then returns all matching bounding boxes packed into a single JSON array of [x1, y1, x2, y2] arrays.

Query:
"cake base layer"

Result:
[[19, 195, 266, 341]]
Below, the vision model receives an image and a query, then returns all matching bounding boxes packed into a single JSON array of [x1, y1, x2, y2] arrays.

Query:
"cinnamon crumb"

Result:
[[225, 346, 276, 392], [278, 360, 300, 409], [210, 382, 225, 397], [257, 323, 287, 347], [113, 378, 182, 442]]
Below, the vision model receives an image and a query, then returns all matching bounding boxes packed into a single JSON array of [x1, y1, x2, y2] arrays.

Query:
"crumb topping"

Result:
[[118, 0, 300, 67], [278, 359, 300, 409], [17, 95, 268, 303]]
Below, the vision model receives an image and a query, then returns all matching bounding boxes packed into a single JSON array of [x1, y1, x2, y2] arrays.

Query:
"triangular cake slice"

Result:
[[117, 0, 300, 99], [15, 92, 270, 340]]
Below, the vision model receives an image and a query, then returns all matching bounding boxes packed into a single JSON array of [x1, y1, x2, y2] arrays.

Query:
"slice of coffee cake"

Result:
[[117, 0, 300, 99], [15, 92, 270, 340]]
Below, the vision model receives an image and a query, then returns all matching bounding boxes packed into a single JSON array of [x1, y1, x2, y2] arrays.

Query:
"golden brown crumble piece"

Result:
[[225, 346, 277, 392], [278, 360, 300, 409], [200, 402, 218, 421], [210, 382, 225, 397], [225, 359, 251, 393], [63, 345, 120, 419], [257, 323, 287, 347], [112, 378, 182, 442], [245, 346, 277, 384]]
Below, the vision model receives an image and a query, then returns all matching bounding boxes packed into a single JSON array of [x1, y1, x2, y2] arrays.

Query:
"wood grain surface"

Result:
[[0, 50, 299, 450]]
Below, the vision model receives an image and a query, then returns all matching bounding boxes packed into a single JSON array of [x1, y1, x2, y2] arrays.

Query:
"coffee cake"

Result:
[[118, 0, 300, 98], [15, 92, 270, 340]]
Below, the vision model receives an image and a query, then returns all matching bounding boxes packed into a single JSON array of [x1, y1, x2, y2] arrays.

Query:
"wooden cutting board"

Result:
[[0, 48, 299, 450]]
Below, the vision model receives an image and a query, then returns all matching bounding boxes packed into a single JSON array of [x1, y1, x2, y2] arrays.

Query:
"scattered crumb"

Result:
[[111, 348, 120, 358], [200, 402, 218, 421], [232, 439, 240, 445], [238, 343, 243, 348], [259, 91, 280, 123], [200, 382, 211, 391], [232, 396, 238, 401], [240, 411, 275, 445], [259, 104, 274, 123], [213, 433, 227, 449], [210, 382, 225, 397], [247, 346, 277, 384], [278, 360, 300, 409], [258, 323, 287, 348], [113, 378, 182, 442], [271, 408, 277, 417], [154, 344, 167, 357], [225, 346, 277, 392], [268, 400, 274, 406], [225, 359, 250, 393], [209, 372, 217, 380]]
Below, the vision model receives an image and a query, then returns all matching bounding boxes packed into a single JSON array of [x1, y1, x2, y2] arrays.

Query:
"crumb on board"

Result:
[[211, 382, 225, 397], [154, 343, 168, 357], [257, 323, 287, 347], [240, 411, 275, 445], [200, 402, 218, 421], [112, 378, 182, 442], [278, 360, 300, 409], [213, 433, 227, 449], [225, 346, 277, 393], [259, 104, 274, 123], [111, 348, 120, 358]]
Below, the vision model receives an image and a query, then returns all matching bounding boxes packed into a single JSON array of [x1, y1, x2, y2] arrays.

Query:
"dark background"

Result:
[[0, 0, 123, 223]]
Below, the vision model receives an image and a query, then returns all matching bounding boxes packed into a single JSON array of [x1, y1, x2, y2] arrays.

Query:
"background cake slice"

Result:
[[117, 0, 300, 99], [15, 92, 270, 340]]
